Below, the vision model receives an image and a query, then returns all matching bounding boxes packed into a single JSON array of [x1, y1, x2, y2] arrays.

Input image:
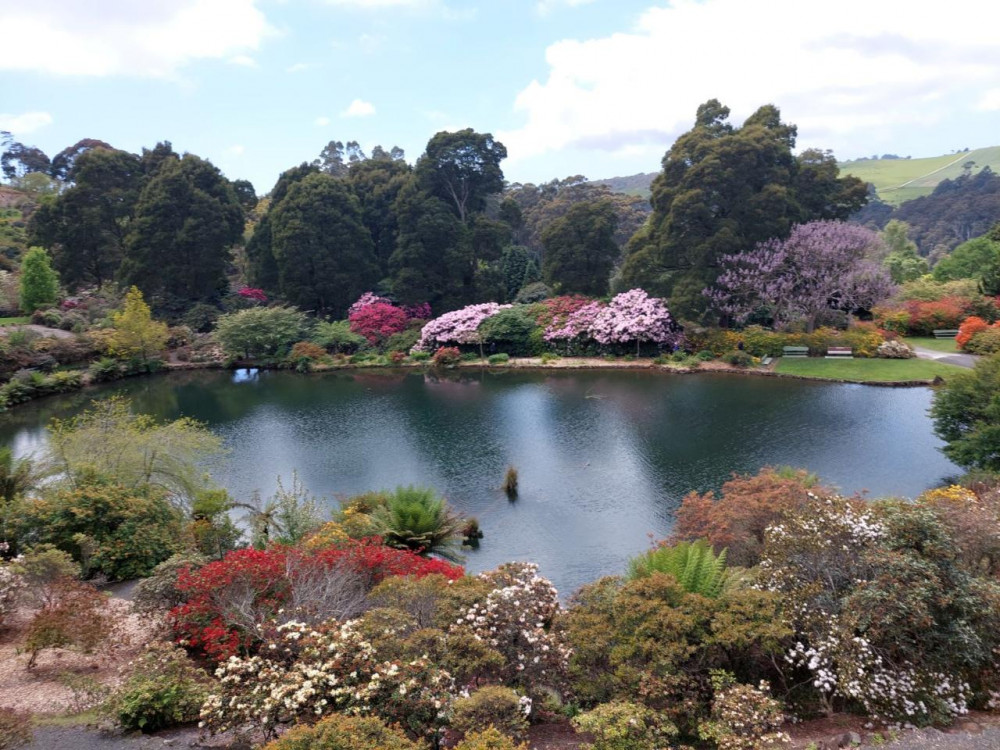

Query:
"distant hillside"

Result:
[[839, 146, 1000, 205], [591, 172, 656, 198]]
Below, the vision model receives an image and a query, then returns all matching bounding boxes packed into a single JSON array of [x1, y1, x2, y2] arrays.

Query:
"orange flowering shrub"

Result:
[[956, 317, 991, 349]]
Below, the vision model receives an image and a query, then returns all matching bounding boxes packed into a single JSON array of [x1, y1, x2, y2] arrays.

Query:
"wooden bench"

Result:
[[933, 329, 959, 339], [825, 346, 853, 359], [761, 356, 773, 366], [782, 346, 808, 358]]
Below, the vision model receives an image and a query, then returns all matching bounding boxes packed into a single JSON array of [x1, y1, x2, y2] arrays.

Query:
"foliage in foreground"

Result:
[[260, 713, 423, 750], [932, 352, 1000, 471]]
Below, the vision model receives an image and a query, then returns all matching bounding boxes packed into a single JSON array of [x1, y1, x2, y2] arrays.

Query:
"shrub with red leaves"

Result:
[[237, 287, 268, 305], [349, 302, 410, 345], [170, 539, 463, 661], [902, 296, 969, 335]]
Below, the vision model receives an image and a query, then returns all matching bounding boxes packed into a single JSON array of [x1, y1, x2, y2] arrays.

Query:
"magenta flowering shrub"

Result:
[[590, 289, 683, 350], [414, 303, 512, 351], [237, 287, 268, 305]]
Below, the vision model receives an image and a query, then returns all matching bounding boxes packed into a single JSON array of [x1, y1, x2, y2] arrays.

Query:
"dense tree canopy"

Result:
[[880, 220, 928, 283], [270, 173, 379, 315], [416, 129, 506, 223], [122, 153, 244, 310], [932, 235, 1000, 283], [619, 100, 867, 320], [541, 200, 619, 296], [932, 353, 1000, 471]]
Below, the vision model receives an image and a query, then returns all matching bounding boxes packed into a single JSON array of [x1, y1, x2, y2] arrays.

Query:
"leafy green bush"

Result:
[[451, 685, 529, 740], [453, 728, 529, 750], [214, 306, 310, 358], [312, 319, 366, 353], [12, 477, 184, 580], [106, 642, 210, 732], [479, 307, 542, 356], [723, 349, 753, 367], [966, 327, 1000, 355], [132, 552, 207, 615], [488, 352, 510, 364], [87, 357, 123, 382], [411, 350, 430, 362], [626, 540, 729, 597], [384, 326, 422, 354], [260, 714, 423, 750], [460, 351, 481, 362], [571, 701, 677, 750]]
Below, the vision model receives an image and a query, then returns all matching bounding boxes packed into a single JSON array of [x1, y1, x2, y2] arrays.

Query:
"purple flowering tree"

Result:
[[705, 221, 895, 331], [589, 289, 683, 354], [415, 302, 512, 352]]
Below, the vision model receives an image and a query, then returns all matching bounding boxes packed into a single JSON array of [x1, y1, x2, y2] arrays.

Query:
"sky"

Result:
[[1, 0, 999, 194]]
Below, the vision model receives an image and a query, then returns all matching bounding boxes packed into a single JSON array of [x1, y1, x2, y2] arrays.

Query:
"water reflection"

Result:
[[0, 369, 960, 595]]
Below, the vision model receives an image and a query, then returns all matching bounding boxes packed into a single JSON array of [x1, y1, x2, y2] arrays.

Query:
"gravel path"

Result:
[[25, 726, 238, 750], [0, 324, 76, 340], [910, 345, 977, 369], [863, 725, 1000, 749]]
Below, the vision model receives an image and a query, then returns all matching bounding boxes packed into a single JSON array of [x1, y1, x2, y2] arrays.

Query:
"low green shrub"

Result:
[[460, 351, 481, 362], [260, 714, 423, 750], [451, 686, 529, 740], [540, 352, 560, 364], [453, 728, 529, 750], [488, 353, 510, 365], [106, 642, 210, 732], [966, 328, 1000, 354], [411, 350, 430, 362], [571, 701, 677, 750], [88, 357, 123, 382], [697, 349, 715, 361], [723, 350, 753, 367]]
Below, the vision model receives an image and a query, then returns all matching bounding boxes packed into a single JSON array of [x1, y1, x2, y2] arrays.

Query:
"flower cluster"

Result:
[[348, 292, 391, 316], [453, 562, 571, 694], [201, 618, 455, 739], [349, 302, 410, 345], [414, 303, 511, 351], [699, 672, 788, 750], [237, 287, 268, 304], [0, 563, 25, 627], [543, 300, 604, 343], [589, 289, 682, 348]]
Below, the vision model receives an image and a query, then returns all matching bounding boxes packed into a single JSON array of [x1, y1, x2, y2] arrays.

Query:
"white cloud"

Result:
[[536, 0, 596, 16], [0, 0, 274, 78], [227, 144, 245, 156], [358, 33, 387, 53], [977, 88, 1000, 111], [315, 116, 332, 126], [324, 0, 436, 7], [228, 54, 258, 67], [286, 62, 311, 73], [342, 99, 376, 118], [0, 111, 54, 135], [499, 0, 1000, 165]]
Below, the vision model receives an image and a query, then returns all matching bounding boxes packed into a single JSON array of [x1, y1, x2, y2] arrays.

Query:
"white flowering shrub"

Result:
[[201, 618, 454, 741], [699, 671, 788, 750], [453, 562, 572, 695], [0, 563, 25, 627]]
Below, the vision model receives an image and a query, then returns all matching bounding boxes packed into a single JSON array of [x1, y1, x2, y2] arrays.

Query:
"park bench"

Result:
[[825, 346, 853, 359], [761, 356, 773, 366], [933, 329, 959, 339], [782, 346, 808, 358]]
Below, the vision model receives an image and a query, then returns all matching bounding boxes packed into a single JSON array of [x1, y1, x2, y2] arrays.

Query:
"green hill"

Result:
[[839, 146, 1000, 205], [591, 172, 656, 198]]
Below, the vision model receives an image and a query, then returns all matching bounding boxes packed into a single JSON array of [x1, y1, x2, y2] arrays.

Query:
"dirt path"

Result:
[[0, 324, 76, 340], [910, 344, 977, 369]]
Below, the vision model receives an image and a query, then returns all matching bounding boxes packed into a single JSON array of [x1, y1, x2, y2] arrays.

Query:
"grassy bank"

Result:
[[775, 356, 967, 382]]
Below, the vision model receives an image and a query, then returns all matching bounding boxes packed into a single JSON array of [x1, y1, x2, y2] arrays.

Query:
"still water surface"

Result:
[[0, 369, 959, 594]]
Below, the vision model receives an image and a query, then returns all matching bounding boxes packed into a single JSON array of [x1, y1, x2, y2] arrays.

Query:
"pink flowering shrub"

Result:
[[544, 300, 604, 344], [414, 303, 512, 351], [348, 292, 392, 316], [237, 287, 268, 305], [405, 302, 432, 320], [590, 289, 682, 351]]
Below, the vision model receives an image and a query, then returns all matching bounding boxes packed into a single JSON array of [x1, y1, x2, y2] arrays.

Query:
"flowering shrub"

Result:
[[201, 618, 455, 740], [348, 292, 391, 316], [404, 302, 432, 320], [544, 300, 604, 345], [349, 302, 410, 345], [172, 541, 462, 661], [237, 287, 268, 305], [0, 564, 24, 627], [956, 316, 990, 349], [875, 340, 915, 358], [698, 672, 788, 750], [415, 303, 511, 351], [453, 563, 571, 696], [590, 289, 682, 352]]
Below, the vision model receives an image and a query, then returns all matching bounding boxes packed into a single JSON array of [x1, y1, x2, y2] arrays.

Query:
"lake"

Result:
[[0, 368, 960, 595]]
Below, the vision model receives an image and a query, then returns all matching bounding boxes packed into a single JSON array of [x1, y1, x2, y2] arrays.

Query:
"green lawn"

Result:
[[774, 357, 967, 382], [903, 336, 959, 353], [0, 316, 29, 325]]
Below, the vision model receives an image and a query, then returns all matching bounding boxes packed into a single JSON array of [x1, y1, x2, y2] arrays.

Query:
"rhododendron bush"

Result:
[[347, 293, 431, 345], [171, 540, 462, 660], [415, 303, 511, 351], [589, 289, 683, 351]]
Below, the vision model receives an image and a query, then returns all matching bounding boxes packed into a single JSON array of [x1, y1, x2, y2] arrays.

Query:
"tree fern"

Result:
[[626, 539, 728, 597]]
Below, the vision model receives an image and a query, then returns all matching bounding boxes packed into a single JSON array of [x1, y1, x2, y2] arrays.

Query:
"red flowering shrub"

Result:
[[171, 539, 462, 661], [349, 302, 410, 345], [956, 316, 991, 349]]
